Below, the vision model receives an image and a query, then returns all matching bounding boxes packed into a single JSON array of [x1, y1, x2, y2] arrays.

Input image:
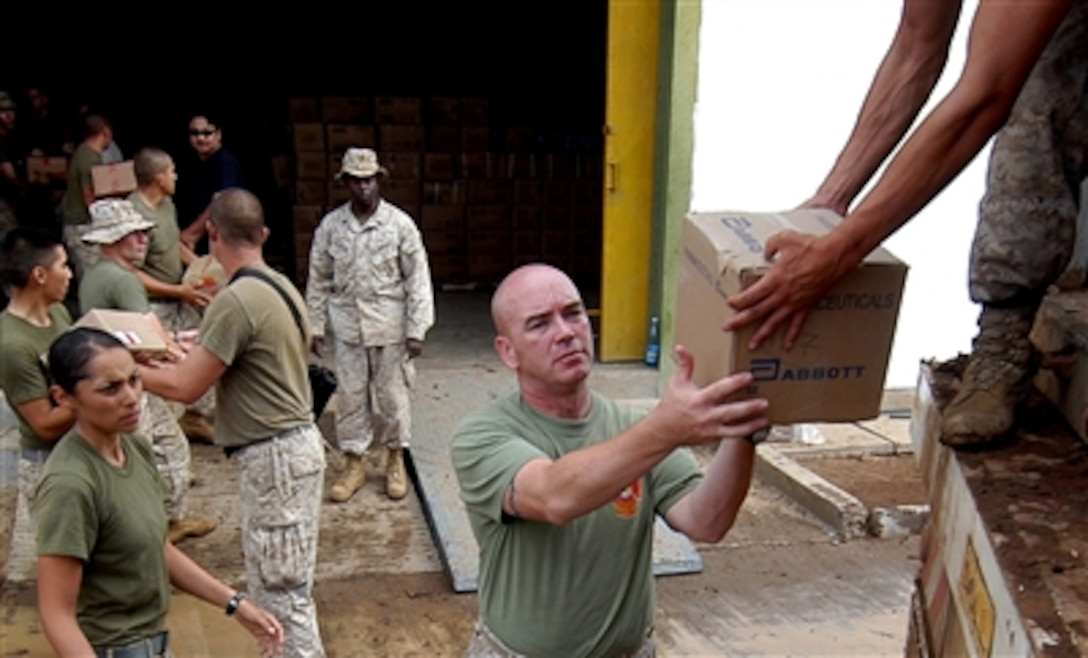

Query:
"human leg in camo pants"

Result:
[[149, 300, 217, 441], [139, 393, 217, 542], [942, 0, 1088, 447], [6, 456, 46, 583], [236, 425, 327, 658], [328, 339, 414, 501]]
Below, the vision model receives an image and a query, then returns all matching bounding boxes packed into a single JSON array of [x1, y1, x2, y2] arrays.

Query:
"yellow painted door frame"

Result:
[[600, 0, 661, 362]]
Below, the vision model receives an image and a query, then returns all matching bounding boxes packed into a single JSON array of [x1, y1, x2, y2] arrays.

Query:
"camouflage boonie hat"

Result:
[[0, 91, 15, 111], [83, 199, 155, 244], [337, 147, 388, 179]]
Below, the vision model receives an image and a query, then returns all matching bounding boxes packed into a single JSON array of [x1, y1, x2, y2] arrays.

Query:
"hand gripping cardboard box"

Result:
[[675, 209, 907, 423]]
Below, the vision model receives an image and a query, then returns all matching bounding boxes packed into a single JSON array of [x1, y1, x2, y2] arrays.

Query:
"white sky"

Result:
[[692, 0, 985, 389]]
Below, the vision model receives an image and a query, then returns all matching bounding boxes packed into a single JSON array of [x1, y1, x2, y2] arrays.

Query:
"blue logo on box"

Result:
[[748, 358, 865, 382]]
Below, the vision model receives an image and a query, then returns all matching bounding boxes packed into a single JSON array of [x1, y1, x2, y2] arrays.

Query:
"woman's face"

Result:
[[65, 347, 142, 435]]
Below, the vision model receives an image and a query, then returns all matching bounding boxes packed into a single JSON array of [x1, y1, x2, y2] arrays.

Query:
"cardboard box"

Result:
[[466, 205, 510, 232], [499, 152, 537, 179], [461, 127, 491, 152], [91, 161, 137, 197], [422, 181, 464, 206], [26, 155, 67, 184], [427, 97, 460, 124], [382, 179, 422, 208], [327, 182, 352, 206], [460, 153, 496, 179], [294, 181, 327, 206], [292, 205, 325, 233], [326, 125, 376, 153], [287, 97, 320, 122], [74, 309, 167, 353], [375, 96, 422, 124], [296, 152, 328, 181], [292, 123, 326, 152], [382, 151, 422, 179], [460, 98, 490, 125], [421, 205, 465, 233], [379, 125, 425, 152], [423, 153, 455, 181], [675, 209, 907, 423], [322, 96, 370, 123], [427, 125, 459, 152]]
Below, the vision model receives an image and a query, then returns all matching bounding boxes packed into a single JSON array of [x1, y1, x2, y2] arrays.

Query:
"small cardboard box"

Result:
[[91, 161, 137, 197], [675, 209, 908, 423], [74, 309, 167, 353], [292, 123, 326, 152], [326, 124, 376, 153], [26, 155, 68, 184]]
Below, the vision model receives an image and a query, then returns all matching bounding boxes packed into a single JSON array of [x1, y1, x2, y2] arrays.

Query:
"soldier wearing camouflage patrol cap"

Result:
[[306, 147, 435, 503]]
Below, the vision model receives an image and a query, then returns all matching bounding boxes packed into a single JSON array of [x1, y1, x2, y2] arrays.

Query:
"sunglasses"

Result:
[[189, 129, 216, 137]]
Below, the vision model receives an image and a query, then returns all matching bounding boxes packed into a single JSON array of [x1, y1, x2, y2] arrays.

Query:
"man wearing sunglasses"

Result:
[[177, 114, 244, 255]]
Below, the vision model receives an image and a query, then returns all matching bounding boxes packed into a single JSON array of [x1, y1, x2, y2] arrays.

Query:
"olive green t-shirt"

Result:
[[128, 191, 183, 286], [198, 263, 312, 447], [79, 258, 149, 315], [62, 142, 101, 225], [0, 305, 72, 451], [450, 392, 703, 658], [35, 431, 169, 646]]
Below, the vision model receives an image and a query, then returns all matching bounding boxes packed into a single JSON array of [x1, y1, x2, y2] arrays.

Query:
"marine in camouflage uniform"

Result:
[[944, 0, 1088, 446], [306, 148, 434, 503], [139, 190, 327, 658], [78, 198, 216, 542]]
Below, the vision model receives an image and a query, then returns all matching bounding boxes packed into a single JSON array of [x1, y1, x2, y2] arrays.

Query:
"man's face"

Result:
[[27, 88, 47, 114], [155, 159, 178, 196], [38, 245, 72, 303], [188, 117, 222, 158], [0, 109, 14, 131], [345, 175, 379, 206], [496, 269, 594, 390], [116, 230, 150, 264]]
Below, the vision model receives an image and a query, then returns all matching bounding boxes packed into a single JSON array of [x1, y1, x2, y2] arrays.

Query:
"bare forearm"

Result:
[[134, 268, 182, 300], [166, 544, 234, 609], [812, 1, 960, 213], [41, 614, 94, 657], [518, 422, 675, 526], [664, 439, 754, 543]]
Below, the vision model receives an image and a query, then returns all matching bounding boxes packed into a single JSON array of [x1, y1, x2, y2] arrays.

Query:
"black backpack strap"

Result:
[[230, 266, 307, 346]]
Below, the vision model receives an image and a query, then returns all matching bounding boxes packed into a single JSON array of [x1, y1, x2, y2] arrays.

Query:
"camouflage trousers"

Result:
[[331, 339, 415, 456], [463, 620, 655, 658], [139, 393, 191, 522], [235, 424, 327, 658], [149, 300, 215, 419], [62, 223, 100, 285], [6, 454, 47, 583], [970, 0, 1088, 306]]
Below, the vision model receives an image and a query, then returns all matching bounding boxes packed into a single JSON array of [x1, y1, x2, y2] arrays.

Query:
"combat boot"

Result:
[[386, 448, 409, 500], [941, 305, 1039, 448], [167, 515, 218, 544], [330, 454, 366, 502], [179, 410, 215, 445]]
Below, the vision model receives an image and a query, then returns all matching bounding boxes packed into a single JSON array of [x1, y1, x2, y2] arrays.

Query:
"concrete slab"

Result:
[[754, 446, 868, 540]]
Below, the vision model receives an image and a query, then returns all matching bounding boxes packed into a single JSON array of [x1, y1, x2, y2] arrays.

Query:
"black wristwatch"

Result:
[[225, 591, 247, 616], [746, 429, 769, 446]]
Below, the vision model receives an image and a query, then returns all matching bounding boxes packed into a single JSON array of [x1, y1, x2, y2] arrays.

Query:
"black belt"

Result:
[[224, 424, 310, 457], [94, 630, 168, 658]]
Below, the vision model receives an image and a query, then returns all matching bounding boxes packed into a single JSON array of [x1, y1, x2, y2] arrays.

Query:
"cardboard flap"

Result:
[[74, 309, 168, 353]]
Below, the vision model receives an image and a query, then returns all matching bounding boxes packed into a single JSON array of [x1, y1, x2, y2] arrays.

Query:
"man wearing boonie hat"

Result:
[[305, 147, 434, 503], [79, 198, 218, 543]]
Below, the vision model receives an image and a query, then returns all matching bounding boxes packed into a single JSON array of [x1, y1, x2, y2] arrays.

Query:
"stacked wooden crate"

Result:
[[282, 95, 602, 288]]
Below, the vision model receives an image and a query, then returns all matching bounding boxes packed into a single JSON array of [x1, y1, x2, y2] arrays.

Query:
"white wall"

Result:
[[692, 0, 985, 389]]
